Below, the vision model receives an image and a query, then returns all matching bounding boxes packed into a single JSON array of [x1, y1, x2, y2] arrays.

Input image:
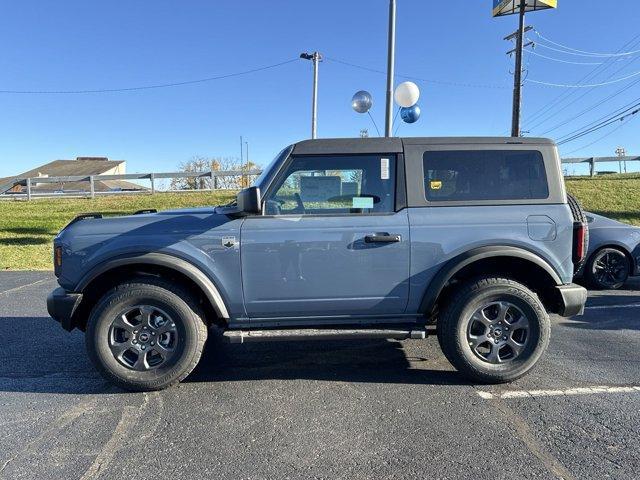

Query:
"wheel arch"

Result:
[[71, 253, 229, 331], [420, 246, 564, 318]]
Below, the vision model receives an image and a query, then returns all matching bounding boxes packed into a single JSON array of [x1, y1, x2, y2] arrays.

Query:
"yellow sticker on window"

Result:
[[430, 180, 442, 190]]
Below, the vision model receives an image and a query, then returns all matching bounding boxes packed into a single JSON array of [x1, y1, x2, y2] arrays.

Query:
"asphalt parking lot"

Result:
[[1, 272, 639, 479]]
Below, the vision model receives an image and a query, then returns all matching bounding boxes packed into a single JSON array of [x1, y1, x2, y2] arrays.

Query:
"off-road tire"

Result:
[[437, 276, 551, 383], [86, 277, 208, 391]]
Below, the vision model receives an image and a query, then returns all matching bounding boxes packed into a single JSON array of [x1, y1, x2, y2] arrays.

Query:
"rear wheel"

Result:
[[86, 278, 208, 391], [585, 247, 629, 290], [437, 276, 550, 383]]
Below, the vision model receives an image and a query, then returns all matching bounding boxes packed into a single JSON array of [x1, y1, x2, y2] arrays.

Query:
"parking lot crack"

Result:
[[79, 405, 139, 480], [0, 397, 97, 476], [80, 393, 155, 480], [487, 397, 576, 480]]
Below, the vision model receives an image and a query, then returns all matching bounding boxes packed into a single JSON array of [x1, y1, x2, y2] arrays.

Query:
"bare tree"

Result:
[[170, 156, 212, 190], [170, 156, 260, 191]]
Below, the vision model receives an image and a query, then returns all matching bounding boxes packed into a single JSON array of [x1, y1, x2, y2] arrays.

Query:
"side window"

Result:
[[423, 150, 549, 202], [264, 155, 396, 215]]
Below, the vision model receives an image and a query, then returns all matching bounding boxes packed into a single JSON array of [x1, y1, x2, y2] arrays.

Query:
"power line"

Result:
[[556, 102, 640, 145], [538, 78, 640, 135], [556, 98, 640, 142], [562, 118, 633, 155], [534, 30, 640, 57], [534, 41, 640, 58], [526, 68, 640, 88], [557, 111, 634, 145], [521, 33, 640, 127], [526, 49, 605, 66], [325, 57, 509, 89], [527, 50, 640, 132], [0, 58, 300, 94]]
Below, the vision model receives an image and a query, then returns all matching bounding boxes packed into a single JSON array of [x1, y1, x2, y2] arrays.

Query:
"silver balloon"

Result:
[[351, 90, 373, 114]]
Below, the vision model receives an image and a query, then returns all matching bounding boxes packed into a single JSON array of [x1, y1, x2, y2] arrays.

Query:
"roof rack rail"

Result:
[[67, 213, 103, 227]]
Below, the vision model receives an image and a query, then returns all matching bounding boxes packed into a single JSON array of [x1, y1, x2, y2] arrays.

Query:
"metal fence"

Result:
[[562, 156, 640, 176], [0, 169, 263, 200]]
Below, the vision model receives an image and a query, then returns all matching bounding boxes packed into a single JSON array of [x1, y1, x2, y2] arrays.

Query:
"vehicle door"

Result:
[[240, 153, 410, 320]]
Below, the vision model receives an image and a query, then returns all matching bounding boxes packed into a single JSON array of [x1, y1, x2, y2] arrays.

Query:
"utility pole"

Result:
[[244, 140, 249, 187], [240, 136, 243, 164], [301, 52, 322, 139], [385, 0, 397, 137], [509, 0, 527, 137], [495, 0, 557, 137]]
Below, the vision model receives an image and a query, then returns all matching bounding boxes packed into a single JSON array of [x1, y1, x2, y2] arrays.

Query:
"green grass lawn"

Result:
[[0, 192, 234, 270], [565, 173, 640, 225], [1, 174, 639, 270]]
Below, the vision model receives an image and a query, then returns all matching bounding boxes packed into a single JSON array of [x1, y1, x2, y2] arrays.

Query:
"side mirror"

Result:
[[236, 186, 261, 215]]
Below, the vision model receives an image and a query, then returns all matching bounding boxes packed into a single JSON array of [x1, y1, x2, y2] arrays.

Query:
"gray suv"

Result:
[[48, 137, 588, 391]]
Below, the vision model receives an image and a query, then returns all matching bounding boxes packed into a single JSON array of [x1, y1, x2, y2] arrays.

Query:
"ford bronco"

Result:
[[48, 137, 588, 391]]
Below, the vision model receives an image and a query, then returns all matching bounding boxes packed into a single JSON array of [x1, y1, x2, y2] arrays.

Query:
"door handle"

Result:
[[364, 233, 402, 243]]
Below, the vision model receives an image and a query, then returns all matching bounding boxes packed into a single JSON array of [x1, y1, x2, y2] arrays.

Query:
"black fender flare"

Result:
[[419, 246, 563, 314], [76, 253, 229, 319]]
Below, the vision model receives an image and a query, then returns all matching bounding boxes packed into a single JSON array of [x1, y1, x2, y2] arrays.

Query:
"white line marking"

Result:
[[585, 303, 640, 310], [476, 390, 494, 399], [0, 277, 55, 296], [477, 385, 640, 400]]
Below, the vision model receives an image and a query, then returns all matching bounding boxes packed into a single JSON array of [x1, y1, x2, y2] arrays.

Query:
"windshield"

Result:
[[252, 145, 292, 191]]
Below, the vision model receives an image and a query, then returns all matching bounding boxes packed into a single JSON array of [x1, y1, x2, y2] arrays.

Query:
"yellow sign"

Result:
[[430, 180, 443, 190], [493, 0, 557, 17]]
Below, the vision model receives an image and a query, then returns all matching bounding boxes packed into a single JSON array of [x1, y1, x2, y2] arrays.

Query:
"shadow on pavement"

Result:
[[0, 317, 468, 394], [586, 294, 640, 308], [0, 316, 112, 395], [188, 333, 469, 387], [560, 306, 640, 332]]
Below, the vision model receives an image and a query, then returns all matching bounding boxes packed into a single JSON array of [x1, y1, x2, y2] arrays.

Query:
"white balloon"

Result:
[[394, 81, 420, 108]]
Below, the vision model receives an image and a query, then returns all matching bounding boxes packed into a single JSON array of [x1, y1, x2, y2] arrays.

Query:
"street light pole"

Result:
[[301, 52, 322, 139], [385, 0, 397, 138]]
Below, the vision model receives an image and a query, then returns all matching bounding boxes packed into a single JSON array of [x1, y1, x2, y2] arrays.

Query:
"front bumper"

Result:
[[47, 287, 83, 331], [555, 283, 587, 317]]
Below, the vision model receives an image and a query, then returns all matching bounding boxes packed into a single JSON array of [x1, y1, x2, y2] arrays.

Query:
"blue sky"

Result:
[[1, 0, 639, 177]]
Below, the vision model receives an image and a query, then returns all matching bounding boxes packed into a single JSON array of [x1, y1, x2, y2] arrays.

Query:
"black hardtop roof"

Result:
[[292, 137, 555, 155]]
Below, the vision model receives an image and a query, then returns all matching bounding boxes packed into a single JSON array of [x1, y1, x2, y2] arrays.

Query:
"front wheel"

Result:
[[437, 276, 550, 383], [86, 278, 208, 391]]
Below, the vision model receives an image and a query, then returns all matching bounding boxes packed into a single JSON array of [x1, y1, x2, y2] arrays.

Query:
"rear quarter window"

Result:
[[423, 150, 549, 202]]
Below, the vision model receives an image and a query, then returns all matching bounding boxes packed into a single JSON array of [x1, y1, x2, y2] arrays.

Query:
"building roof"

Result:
[[10, 158, 124, 178], [0, 157, 145, 194]]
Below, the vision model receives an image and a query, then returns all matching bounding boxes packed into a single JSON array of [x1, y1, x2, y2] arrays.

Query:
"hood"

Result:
[[54, 206, 242, 290], [57, 206, 233, 239]]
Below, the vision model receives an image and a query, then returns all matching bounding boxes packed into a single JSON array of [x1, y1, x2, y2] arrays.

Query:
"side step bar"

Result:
[[223, 328, 427, 344]]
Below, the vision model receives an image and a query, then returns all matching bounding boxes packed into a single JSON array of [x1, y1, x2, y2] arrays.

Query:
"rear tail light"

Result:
[[573, 222, 586, 264]]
